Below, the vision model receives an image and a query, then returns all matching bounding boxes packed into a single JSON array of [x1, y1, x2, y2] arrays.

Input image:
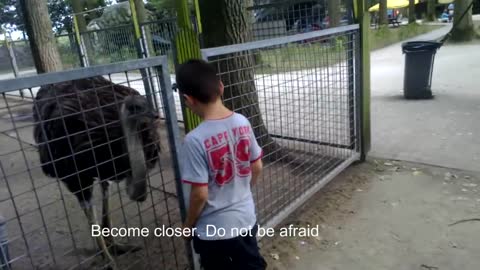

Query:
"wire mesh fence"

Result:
[[56, 33, 82, 69], [0, 40, 35, 78], [201, 24, 361, 228], [80, 25, 139, 66], [249, 0, 351, 40], [0, 57, 190, 270], [141, 19, 177, 58]]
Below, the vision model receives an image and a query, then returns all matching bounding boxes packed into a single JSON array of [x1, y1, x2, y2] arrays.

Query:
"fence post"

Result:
[[4, 37, 23, 98], [128, 0, 158, 110], [175, 0, 203, 133], [73, 16, 89, 67], [4, 40, 19, 78], [173, 2, 203, 268], [354, 0, 371, 161]]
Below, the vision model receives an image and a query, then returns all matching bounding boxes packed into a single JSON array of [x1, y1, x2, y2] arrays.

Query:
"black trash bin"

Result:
[[402, 41, 442, 99]]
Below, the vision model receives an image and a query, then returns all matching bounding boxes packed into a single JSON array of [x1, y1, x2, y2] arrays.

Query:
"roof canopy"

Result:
[[369, 0, 419, 12]]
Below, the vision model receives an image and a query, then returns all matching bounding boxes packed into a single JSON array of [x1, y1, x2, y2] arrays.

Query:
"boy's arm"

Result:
[[249, 124, 263, 187], [183, 185, 208, 230], [251, 158, 263, 187], [179, 136, 209, 231]]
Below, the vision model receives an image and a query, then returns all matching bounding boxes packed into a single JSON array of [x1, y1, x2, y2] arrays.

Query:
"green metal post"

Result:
[[175, 0, 202, 133], [73, 15, 89, 67], [354, 0, 371, 161]]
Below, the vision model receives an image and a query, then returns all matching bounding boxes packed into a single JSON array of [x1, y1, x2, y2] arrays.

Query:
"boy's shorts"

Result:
[[192, 224, 267, 270]]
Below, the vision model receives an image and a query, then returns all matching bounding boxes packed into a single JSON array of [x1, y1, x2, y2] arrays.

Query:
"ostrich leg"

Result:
[[101, 181, 141, 255], [83, 203, 118, 270]]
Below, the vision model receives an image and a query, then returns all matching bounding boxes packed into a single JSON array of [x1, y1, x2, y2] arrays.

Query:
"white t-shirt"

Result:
[[179, 112, 263, 240]]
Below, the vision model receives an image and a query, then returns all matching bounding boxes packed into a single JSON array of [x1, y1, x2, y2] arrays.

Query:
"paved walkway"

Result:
[[370, 25, 480, 172]]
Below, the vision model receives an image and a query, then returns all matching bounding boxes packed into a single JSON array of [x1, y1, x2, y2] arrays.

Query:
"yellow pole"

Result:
[[72, 15, 88, 67], [129, 0, 142, 39], [175, 0, 202, 132]]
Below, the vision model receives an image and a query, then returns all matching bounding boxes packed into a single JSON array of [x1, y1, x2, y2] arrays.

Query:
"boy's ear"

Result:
[[218, 81, 224, 96], [183, 94, 195, 105]]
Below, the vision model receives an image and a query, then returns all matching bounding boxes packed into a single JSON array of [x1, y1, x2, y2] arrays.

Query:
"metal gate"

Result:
[[201, 24, 362, 229], [0, 56, 191, 270]]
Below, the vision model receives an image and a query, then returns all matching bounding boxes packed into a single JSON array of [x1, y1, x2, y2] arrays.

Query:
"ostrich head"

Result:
[[120, 95, 158, 202]]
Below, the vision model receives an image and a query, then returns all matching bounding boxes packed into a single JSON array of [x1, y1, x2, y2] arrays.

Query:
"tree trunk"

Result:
[[72, 0, 88, 31], [20, 0, 63, 73], [327, 0, 340, 28], [409, 0, 416, 24], [199, 0, 281, 160], [379, 0, 388, 25], [451, 0, 475, 42], [426, 0, 436, 22]]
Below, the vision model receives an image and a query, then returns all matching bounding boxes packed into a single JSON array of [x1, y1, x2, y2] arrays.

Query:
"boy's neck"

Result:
[[200, 100, 232, 121]]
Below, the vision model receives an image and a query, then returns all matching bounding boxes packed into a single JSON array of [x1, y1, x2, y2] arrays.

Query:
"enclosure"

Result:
[[0, 22, 363, 269], [0, 0, 366, 269], [0, 57, 191, 270]]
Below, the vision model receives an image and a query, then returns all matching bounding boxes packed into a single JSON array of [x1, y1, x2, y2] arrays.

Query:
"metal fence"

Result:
[[0, 56, 191, 270], [0, 7, 363, 270], [250, 0, 350, 40], [201, 24, 362, 228]]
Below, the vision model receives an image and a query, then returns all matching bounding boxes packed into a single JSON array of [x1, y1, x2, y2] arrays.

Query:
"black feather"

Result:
[[32, 76, 160, 203]]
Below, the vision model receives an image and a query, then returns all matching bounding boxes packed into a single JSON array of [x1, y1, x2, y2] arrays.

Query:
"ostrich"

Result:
[[32, 76, 160, 269]]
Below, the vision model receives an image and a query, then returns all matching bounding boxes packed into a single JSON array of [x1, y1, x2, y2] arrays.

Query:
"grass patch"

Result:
[[253, 24, 442, 74], [370, 24, 443, 50]]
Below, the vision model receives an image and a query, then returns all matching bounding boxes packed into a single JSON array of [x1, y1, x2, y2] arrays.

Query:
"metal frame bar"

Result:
[[201, 24, 360, 58], [270, 134, 354, 149], [156, 58, 198, 270], [0, 56, 168, 93]]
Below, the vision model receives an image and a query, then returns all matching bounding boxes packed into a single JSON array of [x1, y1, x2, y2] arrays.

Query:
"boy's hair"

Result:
[[175, 59, 220, 104]]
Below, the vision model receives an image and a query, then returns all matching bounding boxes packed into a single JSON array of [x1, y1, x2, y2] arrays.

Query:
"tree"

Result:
[[450, 0, 475, 41], [19, 0, 63, 73], [48, 0, 73, 34], [1, 0, 73, 36], [379, 0, 388, 25], [148, 0, 187, 18], [72, 0, 88, 32], [0, 0, 24, 34], [426, 0, 436, 22], [198, 0, 280, 159], [327, 0, 340, 28], [409, 0, 416, 24]]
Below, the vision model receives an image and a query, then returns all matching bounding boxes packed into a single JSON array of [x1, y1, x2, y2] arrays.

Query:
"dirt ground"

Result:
[[262, 158, 480, 270]]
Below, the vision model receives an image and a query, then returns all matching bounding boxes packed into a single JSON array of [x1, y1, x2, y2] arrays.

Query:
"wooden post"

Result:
[[175, 0, 203, 133], [354, 0, 371, 160]]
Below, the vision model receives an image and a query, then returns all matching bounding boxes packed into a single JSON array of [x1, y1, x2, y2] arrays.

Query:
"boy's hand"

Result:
[[251, 159, 263, 187], [183, 185, 208, 241], [181, 224, 194, 241]]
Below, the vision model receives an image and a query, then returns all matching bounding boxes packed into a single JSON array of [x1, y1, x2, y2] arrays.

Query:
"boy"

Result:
[[176, 59, 267, 270]]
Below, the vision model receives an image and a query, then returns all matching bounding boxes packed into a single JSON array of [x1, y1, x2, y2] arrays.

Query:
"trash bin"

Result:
[[402, 41, 442, 99], [0, 216, 10, 270]]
